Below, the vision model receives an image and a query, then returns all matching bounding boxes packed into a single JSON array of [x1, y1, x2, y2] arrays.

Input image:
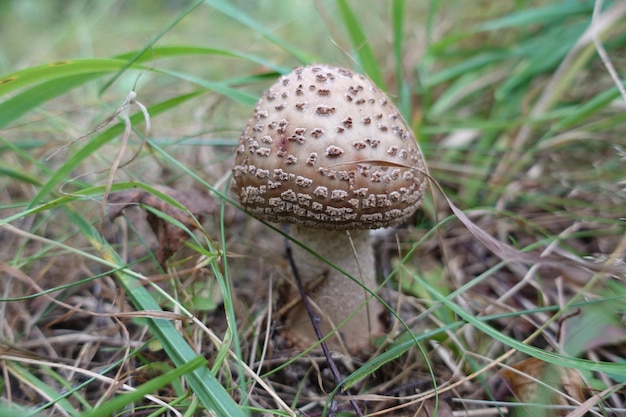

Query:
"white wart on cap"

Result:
[[233, 64, 427, 230]]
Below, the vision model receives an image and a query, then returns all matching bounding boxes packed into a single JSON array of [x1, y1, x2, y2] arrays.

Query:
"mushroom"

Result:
[[233, 64, 427, 354]]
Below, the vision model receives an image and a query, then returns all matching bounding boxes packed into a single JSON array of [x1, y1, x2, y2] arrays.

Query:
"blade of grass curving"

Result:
[[0, 55, 262, 130], [336, 0, 384, 89], [30, 89, 206, 207], [3, 342, 186, 417], [65, 208, 247, 417], [0, 59, 148, 98], [2, 181, 202, 226], [27, 65, 261, 207], [580, 111, 626, 134], [0, 137, 48, 153], [192, 237, 250, 409], [114, 45, 290, 74], [418, 275, 626, 374], [422, 48, 511, 88], [44, 367, 92, 411], [0, 136, 66, 190], [0, 164, 41, 187], [98, 0, 205, 95], [7, 362, 80, 417], [151, 67, 258, 105], [428, 68, 503, 117], [0, 73, 101, 129], [216, 182, 249, 410], [203, 0, 312, 64], [338, 258, 512, 391], [339, 321, 464, 392], [494, 22, 587, 102], [551, 82, 626, 132], [487, 2, 626, 202], [221, 70, 283, 88], [81, 356, 207, 417], [0, 267, 121, 302]]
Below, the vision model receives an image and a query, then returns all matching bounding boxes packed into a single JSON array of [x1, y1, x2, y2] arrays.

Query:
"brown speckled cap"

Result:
[[233, 64, 427, 230]]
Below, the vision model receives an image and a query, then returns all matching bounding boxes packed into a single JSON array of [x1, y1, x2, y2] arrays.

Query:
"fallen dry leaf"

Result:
[[500, 357, 586, 417]]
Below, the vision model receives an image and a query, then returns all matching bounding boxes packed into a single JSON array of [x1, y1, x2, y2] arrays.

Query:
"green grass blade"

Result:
[[0, 73, 100, 129], [82, 356, 207, 417], [113, 45, 290, 73], [30, 89, 206, 206], [551, 82, 626, 132], [98, 0, 205, 94], [8, 362, 80, 417], [494, 22, 586, 101], [151, 67, 258, 105], [0, 164, 42, 186], [392, 0, 404, 84], [66, 209, 247, 417], [391, 0, 411, 119], [0, 56, 256, 119], [477, 0, 593, 31], [203, 0, 312, 64], [420, 275, 626, 374], [422, 49, 510, 88], [0, 183, 129, 225], [0, 59, 146, 97], [0, 404, 28, 417], [336, 0, 384, 89]]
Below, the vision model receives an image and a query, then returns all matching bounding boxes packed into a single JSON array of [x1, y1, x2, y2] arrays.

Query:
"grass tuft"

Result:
[[1, 1, 625, 416]]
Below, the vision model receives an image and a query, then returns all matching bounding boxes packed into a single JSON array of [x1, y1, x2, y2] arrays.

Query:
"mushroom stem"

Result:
[[283, 226, 386, 353]]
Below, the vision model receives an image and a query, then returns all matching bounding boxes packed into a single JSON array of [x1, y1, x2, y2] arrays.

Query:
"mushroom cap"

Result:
[[233, 64, 427, 230]]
